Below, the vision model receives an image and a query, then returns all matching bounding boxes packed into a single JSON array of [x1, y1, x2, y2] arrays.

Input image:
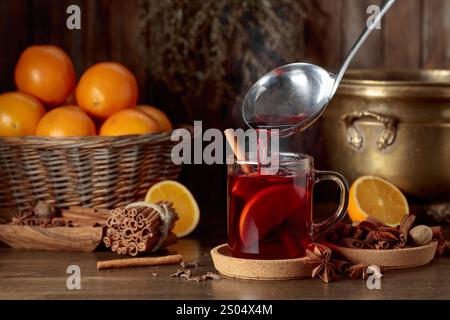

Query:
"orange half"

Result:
[[145, 180, 199, 238], [348, 176, 409, 226]]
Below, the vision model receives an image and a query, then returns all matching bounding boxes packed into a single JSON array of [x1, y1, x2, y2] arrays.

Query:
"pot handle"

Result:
[[341, 111, 397, 150]]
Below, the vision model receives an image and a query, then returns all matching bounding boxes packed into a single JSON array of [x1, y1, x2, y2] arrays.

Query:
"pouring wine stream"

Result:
[[242, 0, 397, 137]]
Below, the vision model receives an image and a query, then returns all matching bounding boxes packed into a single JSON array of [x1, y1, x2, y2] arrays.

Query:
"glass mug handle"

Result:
[[312, 170, 349, 239]]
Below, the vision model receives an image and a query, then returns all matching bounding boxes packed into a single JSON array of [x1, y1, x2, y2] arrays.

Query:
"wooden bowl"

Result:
[[325, 241, 438, 269], [0, 225, 103, 252], [210, 244, 313, 280]]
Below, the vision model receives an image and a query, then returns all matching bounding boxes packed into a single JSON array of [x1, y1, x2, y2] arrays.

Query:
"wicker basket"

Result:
[[0, 130, 186, 220]]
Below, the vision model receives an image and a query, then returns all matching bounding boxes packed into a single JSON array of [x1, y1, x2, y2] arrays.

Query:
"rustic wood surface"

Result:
[[0, 237, 449, 300]]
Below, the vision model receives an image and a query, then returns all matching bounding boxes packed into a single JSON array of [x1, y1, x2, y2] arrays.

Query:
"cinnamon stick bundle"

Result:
[[103, 201, 178, 257]]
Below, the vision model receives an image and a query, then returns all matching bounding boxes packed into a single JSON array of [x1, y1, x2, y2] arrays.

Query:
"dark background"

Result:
[[1, 0, 450, 227]]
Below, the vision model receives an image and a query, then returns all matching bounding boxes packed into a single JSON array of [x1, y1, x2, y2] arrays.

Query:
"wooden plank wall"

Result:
[[312, 0, 450, 70], [2, 0, 450, 98], [1, 0, 449, 220]]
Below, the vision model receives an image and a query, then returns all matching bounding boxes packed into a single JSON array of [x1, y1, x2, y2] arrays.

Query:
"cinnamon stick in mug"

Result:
[[224, 129, 251, 174], [97, 254, 183, 270]]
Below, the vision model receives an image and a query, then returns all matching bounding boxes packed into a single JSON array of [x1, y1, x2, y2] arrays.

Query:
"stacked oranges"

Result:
[[0, 45, 172, 137]]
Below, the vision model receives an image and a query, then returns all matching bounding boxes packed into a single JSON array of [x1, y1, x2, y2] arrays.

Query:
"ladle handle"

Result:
[[331, 0, 397, 97]]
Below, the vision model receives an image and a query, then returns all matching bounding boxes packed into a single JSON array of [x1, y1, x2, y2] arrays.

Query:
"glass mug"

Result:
[[227, 152, 349, 259]]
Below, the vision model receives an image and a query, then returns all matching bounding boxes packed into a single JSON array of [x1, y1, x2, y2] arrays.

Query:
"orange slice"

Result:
[[348, 176, 409, 226], [239, 185, 306, 246], [145, 180, 200, 237]]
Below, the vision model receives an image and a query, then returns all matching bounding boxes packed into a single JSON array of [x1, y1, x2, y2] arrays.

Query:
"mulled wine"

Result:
[[228, 171, 313, 259]]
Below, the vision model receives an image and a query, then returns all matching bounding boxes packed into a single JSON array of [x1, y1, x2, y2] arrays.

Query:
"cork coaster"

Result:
[[326, 240, 438, 269], [210, 244, 313, 280]]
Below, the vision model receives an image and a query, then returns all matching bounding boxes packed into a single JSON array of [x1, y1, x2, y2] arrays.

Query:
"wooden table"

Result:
[[0, 237, 449, 300]]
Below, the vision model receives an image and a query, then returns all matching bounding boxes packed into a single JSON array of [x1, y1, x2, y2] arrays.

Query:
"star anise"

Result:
[[340, 237, 360, 248], [305, 244, 337, 283], [10, 211, 33, 225], [436, 240, 450, 258], [431, 226, 449, 258], [374, 241, 391, 250], [347, 264, 384, 280], [364, 227, 399, 248], [431, 226, 444, 241], [347, 263, 367, 279]]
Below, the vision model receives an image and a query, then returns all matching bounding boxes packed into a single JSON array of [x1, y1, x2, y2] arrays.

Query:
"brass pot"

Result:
[[318, 69, 450, 202]]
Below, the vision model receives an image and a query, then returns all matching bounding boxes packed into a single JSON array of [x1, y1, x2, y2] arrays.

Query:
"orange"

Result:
[[76, 62, 138, 119], [348, 176, 409, 226], [15, 45, 76, 105], [99, 109, 160, 136], [35, 106, 96, 137], [0, 92, 46, 136], [145, 180, 200, 238], [137, 105, 172, 131]]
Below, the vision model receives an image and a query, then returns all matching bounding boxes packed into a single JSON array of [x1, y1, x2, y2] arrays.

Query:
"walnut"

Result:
[[34, 201, 56, 219]]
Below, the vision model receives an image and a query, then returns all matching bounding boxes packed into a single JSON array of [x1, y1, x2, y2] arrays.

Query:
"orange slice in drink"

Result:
[[145, 180, 200, 237], [239, 185, 306, 246], [348, 176, 409, 226]]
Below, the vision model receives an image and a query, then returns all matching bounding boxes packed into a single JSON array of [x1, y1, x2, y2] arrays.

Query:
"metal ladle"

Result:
[[242, 0, 397, 137]]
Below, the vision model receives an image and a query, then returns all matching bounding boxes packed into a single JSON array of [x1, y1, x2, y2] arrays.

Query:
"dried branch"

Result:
[[139, 0, 323, 125]]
